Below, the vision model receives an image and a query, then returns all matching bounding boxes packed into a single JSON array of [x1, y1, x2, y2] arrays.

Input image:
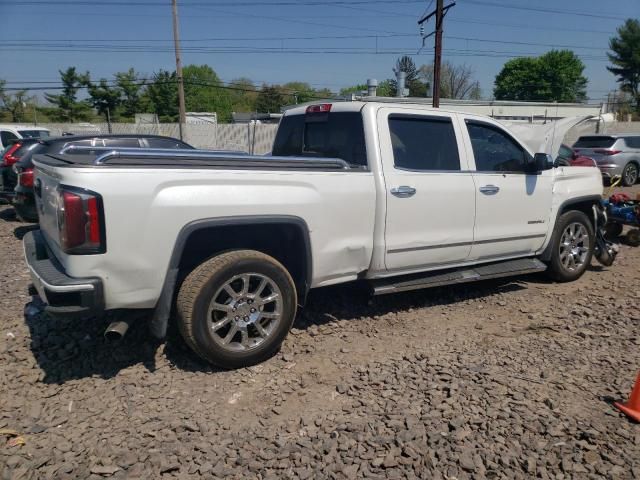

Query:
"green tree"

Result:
[[314, 88, 333, 99], [147, 70, 178, 122], [87, 78, 121, 121], [255, 85, 286, 113], [608, 19, 640, 112], [339, 84, 367, 97], [389, 56, 428, 97], [377, 79, 394, 97], [282, 81, 316, 104], [115, 68, 147, 119], [228, 77, 258, 112], [3, 90, 31, 122], [494, 50, 587, 102], [44, 67, 92, 121], [182, 64, 233, 122]]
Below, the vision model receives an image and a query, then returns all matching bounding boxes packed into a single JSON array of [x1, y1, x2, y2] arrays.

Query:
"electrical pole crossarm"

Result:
[[417, 0, 455, 108]]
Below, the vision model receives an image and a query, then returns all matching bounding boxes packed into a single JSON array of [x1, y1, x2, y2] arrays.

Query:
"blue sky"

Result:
[[0, 0, 638, 103]]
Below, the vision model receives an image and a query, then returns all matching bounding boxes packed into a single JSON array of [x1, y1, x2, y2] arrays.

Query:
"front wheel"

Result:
[[546, 210, 594, 282], [622, 162, 638, 186], [176, 250, 297, 369]]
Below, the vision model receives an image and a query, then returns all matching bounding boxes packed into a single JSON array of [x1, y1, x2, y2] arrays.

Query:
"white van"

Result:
[[0, 125, 50, 150]]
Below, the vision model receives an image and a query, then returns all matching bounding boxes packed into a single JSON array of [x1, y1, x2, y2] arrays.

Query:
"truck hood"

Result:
[[501, 116, 596, 158]]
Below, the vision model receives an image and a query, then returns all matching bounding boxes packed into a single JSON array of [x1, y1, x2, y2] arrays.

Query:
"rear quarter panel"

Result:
[[34, 164, 376, 309]]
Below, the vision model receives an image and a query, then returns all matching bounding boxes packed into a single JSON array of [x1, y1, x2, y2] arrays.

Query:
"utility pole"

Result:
[[432, 0, 443, 108], [418, 0, 455, 108], [172, 0, 187, 140]]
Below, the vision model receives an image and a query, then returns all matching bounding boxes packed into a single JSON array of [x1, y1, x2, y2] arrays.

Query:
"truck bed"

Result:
[[34, 148, 352, 171]]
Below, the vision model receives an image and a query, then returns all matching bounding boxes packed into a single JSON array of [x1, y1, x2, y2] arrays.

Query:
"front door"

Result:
[[379, 108, 476, 272], [462, 118, 553, 261]]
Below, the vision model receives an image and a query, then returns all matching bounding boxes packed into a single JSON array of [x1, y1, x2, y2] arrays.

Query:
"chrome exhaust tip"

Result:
[[104, 320, 130, 341]]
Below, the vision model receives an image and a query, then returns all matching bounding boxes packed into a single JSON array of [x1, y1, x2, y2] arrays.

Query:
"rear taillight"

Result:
[[18, 168, 34, 187], [594, 149, 622, 156], [57, 187, 105, 254], [2, 142, 22, 166]]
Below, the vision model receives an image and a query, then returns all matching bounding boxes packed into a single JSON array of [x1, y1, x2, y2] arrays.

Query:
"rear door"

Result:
[[461, 117, 553, 260], [378, 108, 476, 272]]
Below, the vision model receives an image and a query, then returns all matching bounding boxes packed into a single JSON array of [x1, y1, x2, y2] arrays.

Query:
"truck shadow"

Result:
[[23, 278, 526, 384], [297, 278, 526, 329]]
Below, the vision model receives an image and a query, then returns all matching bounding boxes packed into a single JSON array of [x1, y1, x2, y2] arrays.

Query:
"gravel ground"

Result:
[[1, 188, 640, 479]]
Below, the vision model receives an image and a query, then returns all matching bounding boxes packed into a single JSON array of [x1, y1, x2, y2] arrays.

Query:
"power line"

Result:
[[6, 0, 630, 20], [4, 0, 426, 6], [3, 36, 608, 52], [0, 45, 610, 61], [460, 0, 628, 21], [2, 78, 336, 101]]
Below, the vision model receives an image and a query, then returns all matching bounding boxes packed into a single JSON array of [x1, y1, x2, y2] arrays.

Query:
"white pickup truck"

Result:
[[24, 100, 615, 368]]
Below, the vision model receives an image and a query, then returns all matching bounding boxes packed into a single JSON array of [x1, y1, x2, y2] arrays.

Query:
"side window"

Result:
[[1, 131, 19, 147], [388, 115, 460, 171], [103, 138, 141, 148], [625, 137, 640, 149], [147, 138, 186, 149], [466, 121, 531, 173]]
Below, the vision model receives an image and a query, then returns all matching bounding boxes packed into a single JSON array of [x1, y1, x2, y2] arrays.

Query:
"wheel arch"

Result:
[[540, 195, 601, 262], [149, 215, 312, 338]]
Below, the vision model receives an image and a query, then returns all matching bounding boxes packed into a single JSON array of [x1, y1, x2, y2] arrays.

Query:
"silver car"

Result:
[[572, 134, 640, 186]]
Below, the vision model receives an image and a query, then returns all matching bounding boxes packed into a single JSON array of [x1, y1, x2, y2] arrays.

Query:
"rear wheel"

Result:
[[546, 210, 594, 282], [176, 250, 297, 369], [622, 162, 638, 186]]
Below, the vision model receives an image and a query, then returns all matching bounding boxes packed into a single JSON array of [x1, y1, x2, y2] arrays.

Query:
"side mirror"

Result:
[[528, 153, 554, 173]]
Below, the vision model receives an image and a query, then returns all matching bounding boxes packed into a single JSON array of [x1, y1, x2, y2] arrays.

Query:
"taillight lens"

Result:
[[18, 168, 34, 187], [594, 149, 622, 156], [57, 187, 105, 254]]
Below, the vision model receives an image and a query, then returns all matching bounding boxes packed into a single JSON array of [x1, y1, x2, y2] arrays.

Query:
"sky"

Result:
[[0, 0, 638, 104]]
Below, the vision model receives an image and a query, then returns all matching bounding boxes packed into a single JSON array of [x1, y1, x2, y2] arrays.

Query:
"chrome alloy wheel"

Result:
[[559, 223, 590, 271], [208, 273, 282, 352]]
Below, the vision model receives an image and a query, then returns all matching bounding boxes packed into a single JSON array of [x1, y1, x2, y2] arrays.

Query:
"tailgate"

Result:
[[33, 161, 62, 248]]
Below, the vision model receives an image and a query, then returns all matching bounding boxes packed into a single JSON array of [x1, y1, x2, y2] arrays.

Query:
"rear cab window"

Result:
[[573, 136, 616, 148], [272, 109, 367, 168]]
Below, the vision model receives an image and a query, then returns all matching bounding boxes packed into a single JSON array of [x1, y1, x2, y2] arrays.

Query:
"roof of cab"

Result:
[[283, 100, 466, 117]]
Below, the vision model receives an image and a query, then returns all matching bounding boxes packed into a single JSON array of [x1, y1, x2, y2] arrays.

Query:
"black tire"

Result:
[[604, 222, 623, 239], [176, 250, 297, 369], [546, 210, 595, 282], [622, 162, 638, 187], [627, 229, 640, 247]]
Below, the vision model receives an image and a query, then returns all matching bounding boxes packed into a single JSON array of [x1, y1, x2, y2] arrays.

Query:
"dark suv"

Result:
[[0, 138, 42, 204], [5, 134, 194, 222]]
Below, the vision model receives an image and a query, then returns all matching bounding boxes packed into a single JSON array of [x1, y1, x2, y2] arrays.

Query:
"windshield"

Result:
[[272, 111, 367, 167], [573, 136, 615, 148], [18, 129, 50, 139]]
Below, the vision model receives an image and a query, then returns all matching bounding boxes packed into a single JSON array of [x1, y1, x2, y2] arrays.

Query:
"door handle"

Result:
[[479, 185, 500, 195], [390, 186, 416, 198]]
